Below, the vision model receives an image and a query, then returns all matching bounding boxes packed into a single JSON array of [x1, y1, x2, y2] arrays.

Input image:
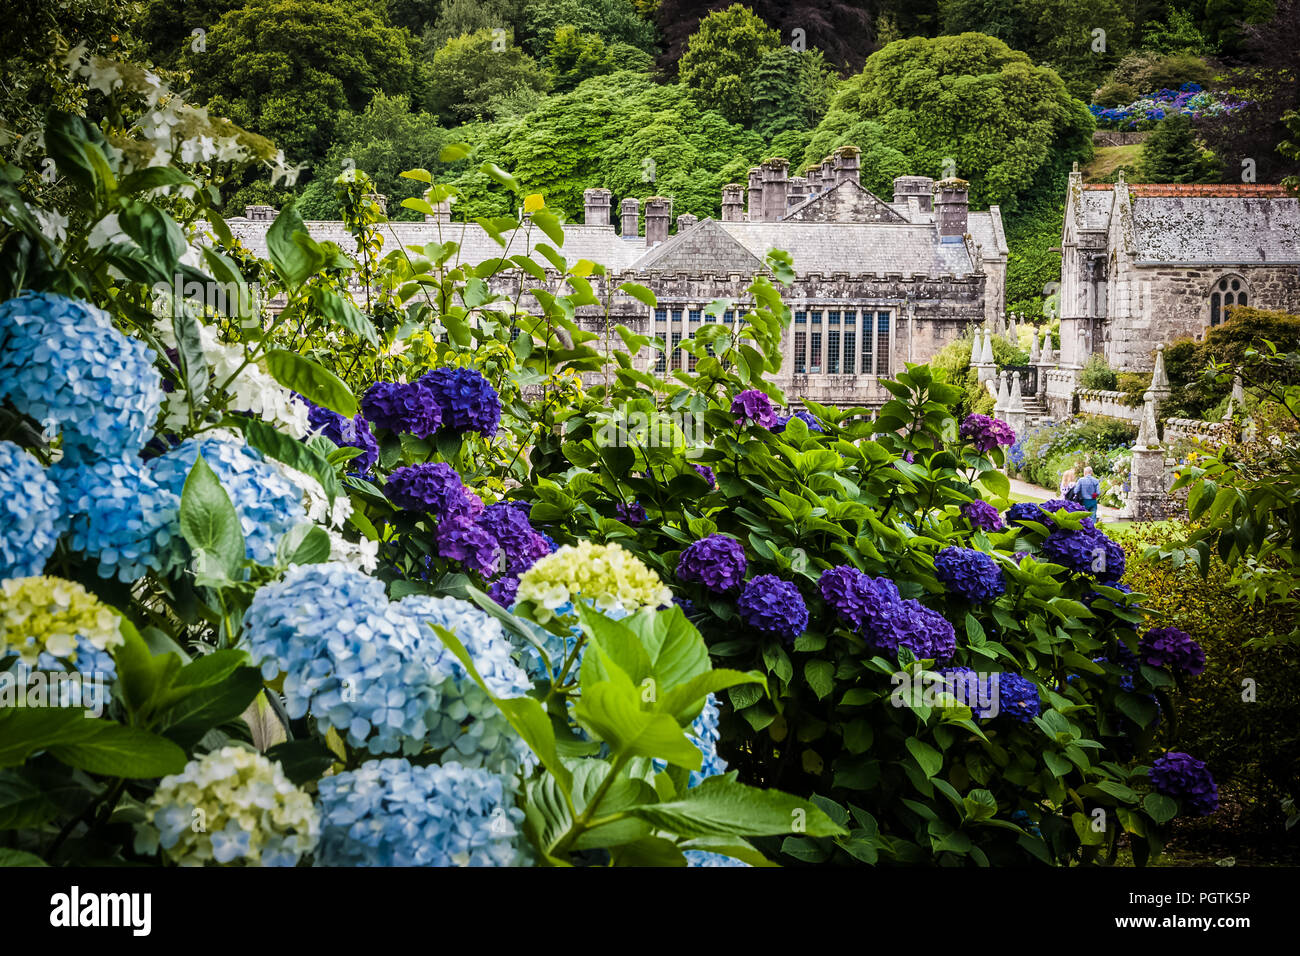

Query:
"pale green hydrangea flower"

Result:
[[516, 541, 672, 623], [0, 576, 123, 666]]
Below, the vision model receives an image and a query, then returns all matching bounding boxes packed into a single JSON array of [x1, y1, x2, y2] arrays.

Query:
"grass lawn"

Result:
[[1083, 143, 1143, 182]]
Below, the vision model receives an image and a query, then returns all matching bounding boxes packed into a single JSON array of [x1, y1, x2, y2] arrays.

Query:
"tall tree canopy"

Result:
[[803, 32, 1094, 212], [677, 4, 782, 126], [186, 0, 416, 164], [421, 28, 551, 123]]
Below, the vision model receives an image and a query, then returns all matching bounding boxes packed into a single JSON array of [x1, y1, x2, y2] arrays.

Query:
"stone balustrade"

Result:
[[1075, 388, 1142, 423]]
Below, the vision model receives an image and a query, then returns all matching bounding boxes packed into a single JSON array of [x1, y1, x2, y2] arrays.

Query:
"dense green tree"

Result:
[[417, 0, 526, 51], [547, 26, 619, 92], [803, 33, 1094, 213], [939, 0, 1132, 98], [137, 0, 244, 68], [521, 0, 659, 56], [1139, 113, 1222, 182], [296, 93, 457, 219], [1200, 0, 1273, 56], [185, 0, 415, 164], [1140, 7, 1215, 54], [422, 28, 551, 123], [750, 47, 839, 139], [678, 4, 782, 126]]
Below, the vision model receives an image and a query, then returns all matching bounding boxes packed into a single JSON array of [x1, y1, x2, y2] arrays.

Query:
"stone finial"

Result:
[[994, 370, 1009, 413], [1231, 369, 1244, 405], [1029, 329, 1040, 363], [1149, 343, 1171, 403], [1041, 331, 1054, 366], [970, 329, 982, 366], [1072, 161, 1079, 173], [980, 329, 995, 366], [1136, 390, 1160, 449], [1009, 371, 1026, 412]]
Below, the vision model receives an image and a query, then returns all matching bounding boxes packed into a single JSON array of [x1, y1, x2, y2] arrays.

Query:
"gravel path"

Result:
[[1007, 476, 1123, 521]]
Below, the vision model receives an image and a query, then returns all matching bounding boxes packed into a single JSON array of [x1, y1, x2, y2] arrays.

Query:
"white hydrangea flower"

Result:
[[327, 528, 379, 573]]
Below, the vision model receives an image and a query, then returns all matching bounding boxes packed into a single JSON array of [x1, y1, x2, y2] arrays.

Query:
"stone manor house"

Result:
[[231, 146, 1008, 409]]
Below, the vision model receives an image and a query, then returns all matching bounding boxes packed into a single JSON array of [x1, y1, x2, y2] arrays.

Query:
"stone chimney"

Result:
[[833, 146, 860, 186], [621, 197, 639, 238], [746, 167, 763, 221], [721, 184, 745, 221], [804, 165, 822, 194], [645, 196, 672, 246], [583, 187, 612, 226], [787, 176, 810, 211], [933, 177, 969, 241], [761, 158, 789, 222], [819, 155, 835, 187], [364, 193, 387, 216], [892, 176, 933, 211], [676, 212, 698, 232], [423, 191, 455, 222], [245, 204, 277, 222]]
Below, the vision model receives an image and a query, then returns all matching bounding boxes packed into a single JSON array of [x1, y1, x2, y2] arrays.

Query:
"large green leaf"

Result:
[[313, 288, 379, 347], [179, 455, 244, 578], [48, 724, 187, 778], [265, 348, 358, 417], [628, 776, 846, 838], [239, 417, 342, 505], [573, 683, 702, 768], [154, 666, 265, 749], [266, 202, 326, 288]]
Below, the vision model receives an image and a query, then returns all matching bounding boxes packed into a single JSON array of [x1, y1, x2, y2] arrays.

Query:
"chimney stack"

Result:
[[645, 196, 672, 246], [583, 187, 611, 226], [364, 193, 387, 216], [721, 183, 745, 221], [620, 197, 640, 238], [933, 177, 969, 241], [787, 176, 810, 211], [819, 155, 835, 186], [746, 167, 763, 221], [761, 158, 789, 222], [892, 176, 934, 211], [244, 204, 276, 222], [676, 212, 698, 232], [833, 146, 860, 186]]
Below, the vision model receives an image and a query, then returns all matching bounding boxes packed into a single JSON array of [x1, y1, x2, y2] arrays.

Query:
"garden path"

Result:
[[1007, 477, 1122, 521]]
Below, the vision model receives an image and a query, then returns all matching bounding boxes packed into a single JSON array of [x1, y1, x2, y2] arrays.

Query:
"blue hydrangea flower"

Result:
[[677, 535, 747, 593], [773, 409, 824, 433], [1149, 752, 1218, 816], [420, 366, 501, 437], [934, 546, 1006, 604], [737, 574, 808, 643], [0, 292, 164, 463], [686, 850, 750, 867], [52, 454, 173, 582], [687, 693, 728, 786], [994, 672, 1041, 723], [876, 598, 956, 661], [0, 441, 64, 579], [361, 380, 442, 437], [148, 434, 305, 572], [959, 414, 1015, 453], [315, 758, 524, 866], [938, 667, 998, 719], [1041, 528, 1126, 582], [818, 566, 899, 636]]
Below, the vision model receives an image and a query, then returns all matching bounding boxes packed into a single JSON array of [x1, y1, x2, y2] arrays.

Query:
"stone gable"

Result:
[[782, 180, 908, 224]]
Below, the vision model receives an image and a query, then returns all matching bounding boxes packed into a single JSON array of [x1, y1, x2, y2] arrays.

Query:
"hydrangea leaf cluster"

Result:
[[959, 413, 1015, 453], [737, 574, 808, 643], [420, 366, 501, 437], [53, 455, 172, 582], [516, 541, 672, 623], [676, 534, 747, 594], [134, 747, 319, 866], [149, 434, 306, 572], [934, 546, 1006, 604], [1149, 751, 1219, 816], [0, 292, 164, 463], [0, 441, 65, 579], [0, 576, 123, 677], [1139, 626, 1206, 677], [361, 379, 443, 437], [730, 389, 777, 428], [315, 758, 523, 866]]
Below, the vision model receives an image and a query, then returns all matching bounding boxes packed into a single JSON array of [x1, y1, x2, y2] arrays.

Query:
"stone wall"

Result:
[[1163, 417, 1235, 446], [1075, 388, 1142, 422], [1092, 131, 1149, 147], [1043, 368, 1080, 419]]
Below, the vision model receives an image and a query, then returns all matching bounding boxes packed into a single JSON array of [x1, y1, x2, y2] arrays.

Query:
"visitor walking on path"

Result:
[[1059, 461, 1080, 498], [1075, 466, 1101, 519]]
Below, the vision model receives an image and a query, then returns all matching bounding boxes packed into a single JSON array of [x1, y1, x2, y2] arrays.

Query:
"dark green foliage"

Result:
[[1080, 354, 1118, 390], [421, 28, 551, 124], [677, 3, 782, 126], [521, 0, 660, 57], [750, 47, 839, 139], [1138, 114, 1221, 183]]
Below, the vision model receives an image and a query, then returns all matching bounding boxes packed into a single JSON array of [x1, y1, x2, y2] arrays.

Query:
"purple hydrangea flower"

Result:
[[1139, 626, 1206, 677], [938, 667, 998, 719], [730, 390, 777, 429], [818, 566, 899, 638], [773, 410, 824, 433], [303, 399, 378, 476], [934, 547, 1006, 604], [1040, 498, 1096, 530], [420, 367, 501, 437], [436, 514, 500, 576], [361, 380, 443, 437], [1041, 528, 1126, 582], [994, 672, 1041, 723], [959, 414, 1016, 453], [962, 499, 1004, 531], [677, 535, 747, 594], [693, 464, 716, 488], [1149, 752, 1218, 816], [877, 598, 956, 661], [385, 462, 482, 517], [615, 501, 647, 525], [475, 503, 549, 575], [489, 575, 519, 608], [737, 575, 808, 643], [673, 595, 696, 615], [1006, 501, 1051, 530]]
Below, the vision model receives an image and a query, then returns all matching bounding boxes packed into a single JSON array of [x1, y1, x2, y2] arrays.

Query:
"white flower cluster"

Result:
[[135, 747, 320, 867], [266, 461, 379, 573], [153, 313, 310, 438]]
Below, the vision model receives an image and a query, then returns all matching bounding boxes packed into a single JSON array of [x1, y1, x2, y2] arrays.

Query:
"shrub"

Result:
[[1014, 416, 1137, 490], [1080, 354, 1118, 390]]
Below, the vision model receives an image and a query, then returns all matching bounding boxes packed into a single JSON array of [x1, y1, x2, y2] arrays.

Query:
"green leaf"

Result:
[[0, 774, 58, 829], [0, 848, 48, 867], [266, 201, 324, 288], [659, 669, 766, 726], [1143, 793, 1179, 824], [573, 683, 702, 768], [905, 737, 943, 778], [313, 288, 379, 347], [266, 739, 337, 786], [113, 620, 184, 724], [276, 522, 331, 566], [628, 775, 847, 838], [618, 282, 657, 309], [239, 417, 342, 505], [153, 665, 265, 749], [962, 788, 998, 821], [48, 724, 188, 778], [265, 348, 358, 417], [805, 659, 835, 700], [179, 455, 244, 578], [170, 300, 209, 407], [530, 209, 565, 247]]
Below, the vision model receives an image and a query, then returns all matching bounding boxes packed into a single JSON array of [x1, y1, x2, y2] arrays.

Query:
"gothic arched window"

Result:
[[1210, 275, 1249, 327]]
